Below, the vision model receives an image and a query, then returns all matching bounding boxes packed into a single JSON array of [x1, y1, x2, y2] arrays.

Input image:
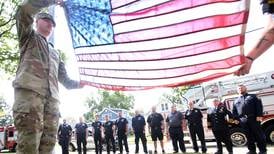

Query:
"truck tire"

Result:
[[230, 128, 247, 146], [69, 143, 76, 152], [265, 125, 274, 144], [11, 144, 17, 152]]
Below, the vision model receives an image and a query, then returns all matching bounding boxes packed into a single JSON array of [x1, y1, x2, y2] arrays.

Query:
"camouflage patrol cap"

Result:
[[36, 12, 56, 27]]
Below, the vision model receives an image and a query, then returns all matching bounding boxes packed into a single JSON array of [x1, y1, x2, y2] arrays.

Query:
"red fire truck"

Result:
[[182, 70, 274, 146], [0, 125, 17, 152]]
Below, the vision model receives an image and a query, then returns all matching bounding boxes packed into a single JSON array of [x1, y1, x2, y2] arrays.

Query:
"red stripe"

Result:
[[114, 11, 248, 43], [111, 0, 239, 24], [76, 35, 244, 62], [79, 56, 244, 79], [80, 72, 234, 91]]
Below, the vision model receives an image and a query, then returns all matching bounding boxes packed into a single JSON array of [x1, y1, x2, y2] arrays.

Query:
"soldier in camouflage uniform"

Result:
[[12, 0, 82, 153]]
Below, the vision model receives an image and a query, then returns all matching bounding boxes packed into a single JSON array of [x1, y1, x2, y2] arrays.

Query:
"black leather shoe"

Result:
[[246, 151, 257, 154]]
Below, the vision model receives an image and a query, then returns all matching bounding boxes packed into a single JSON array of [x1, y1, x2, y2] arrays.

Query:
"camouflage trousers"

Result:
[[12, 88, 60, 154]]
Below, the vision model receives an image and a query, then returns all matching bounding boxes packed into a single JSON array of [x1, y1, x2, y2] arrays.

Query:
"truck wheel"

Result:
[[265, 125, 274, 144], [69, 143, 76, 152], [230, 128, 247, 146], [11, 144, 17, 152]]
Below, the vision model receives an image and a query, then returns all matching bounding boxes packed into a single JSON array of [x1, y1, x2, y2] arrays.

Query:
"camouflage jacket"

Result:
[[13, 0, 80, 100]]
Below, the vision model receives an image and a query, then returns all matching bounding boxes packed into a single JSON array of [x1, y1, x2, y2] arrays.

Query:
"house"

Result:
[[98, 108, 132, 130]]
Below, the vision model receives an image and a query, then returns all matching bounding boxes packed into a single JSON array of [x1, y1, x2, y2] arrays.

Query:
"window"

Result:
[[161, 104, 165, 111], [165, 103, 168, 110]]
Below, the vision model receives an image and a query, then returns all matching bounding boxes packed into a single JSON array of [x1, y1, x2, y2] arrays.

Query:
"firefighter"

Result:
[[92, 114, 103, 154], [147, 106, 165, 153], [103, 115, 116, 154], [115, 111, 129, 154], [207, 99, 234, 154], [58, 119, 72, 154], [185, 101, 207, 153], [233, 84, 267, 154], [166, 104, 186, 153], [132, 110, 148, 154], [75, 117, 88, 154]]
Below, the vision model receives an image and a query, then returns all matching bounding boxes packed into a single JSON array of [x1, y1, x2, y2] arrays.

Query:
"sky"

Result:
[[1, 0, 274, 119]]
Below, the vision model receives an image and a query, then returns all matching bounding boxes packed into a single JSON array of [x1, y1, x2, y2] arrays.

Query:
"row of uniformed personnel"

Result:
[[58, 84, 267, 154]]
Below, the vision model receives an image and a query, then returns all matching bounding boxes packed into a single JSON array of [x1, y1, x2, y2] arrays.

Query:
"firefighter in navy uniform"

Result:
[[207, 99, 234, 154], [92, 114, 103, 154], [58, 119, 72, 154], [233, 84, 267, 154], [147, 106, 165, 154], [115, 111, 129, 154], [185, 101, 207, 153], [103, 115, 116, 154], [166, 104, 186, 153], [132, 110, 148, 154], [75, 117, 88, 154]]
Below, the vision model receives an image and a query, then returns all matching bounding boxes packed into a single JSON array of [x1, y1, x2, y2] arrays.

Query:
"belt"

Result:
[[240, 114, 255, 119]]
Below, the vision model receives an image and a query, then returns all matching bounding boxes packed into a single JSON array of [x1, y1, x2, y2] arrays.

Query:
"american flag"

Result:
[[64, 0, 250, 91]]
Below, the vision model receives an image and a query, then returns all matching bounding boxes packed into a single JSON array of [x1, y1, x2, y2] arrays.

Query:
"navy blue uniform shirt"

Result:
[[185, 108, 203, 126], [115, 117, 128, 133], [75, 122, 88, 138], [147, 112, 164, 130], [166, 111, 183, 128], [132, 114, 146, 133], [103, 121, 114, 135], [58, 123, 72, 138], [92, 121, 102, 135], [207, 104, 233, 130], [233, 93, 263, 119]]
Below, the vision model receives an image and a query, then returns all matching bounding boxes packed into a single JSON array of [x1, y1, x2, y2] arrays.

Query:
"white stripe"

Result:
[[77, 46, 242, 70], [112, 0, 171, 13], [113, 0, 249, 34], [111, 0, 137, 9], [75, 24, 243, 54], [80, 66, 242, 87]]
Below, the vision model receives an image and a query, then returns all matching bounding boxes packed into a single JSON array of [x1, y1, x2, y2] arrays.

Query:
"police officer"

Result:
[[166, 104, 186, 153], [103, 115, 116, 154], [75, 117, 88, 154], [12, 0, 83, 153], [185, 101, 207, 153], [115, 111, 129, 154], [92, 114, 103, 154], [147, 106, 165, 154], [58, 119, 72, 154], [233, 84, 267, 154], [207, 99, 233, 154], [132, 110, 148, 154]]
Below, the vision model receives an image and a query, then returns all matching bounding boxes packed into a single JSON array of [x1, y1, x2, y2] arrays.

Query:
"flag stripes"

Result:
[[64, 0, 250, 90]]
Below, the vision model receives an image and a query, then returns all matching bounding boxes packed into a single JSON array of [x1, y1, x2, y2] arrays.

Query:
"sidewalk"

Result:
[[52, 141, 274, 154]]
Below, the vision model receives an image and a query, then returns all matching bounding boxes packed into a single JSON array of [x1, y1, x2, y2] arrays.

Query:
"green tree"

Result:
[[84, 90, 135, 122], [160, 86, 189, 110], [0, 96, 13, 126], [0, 0, 20, 74]]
